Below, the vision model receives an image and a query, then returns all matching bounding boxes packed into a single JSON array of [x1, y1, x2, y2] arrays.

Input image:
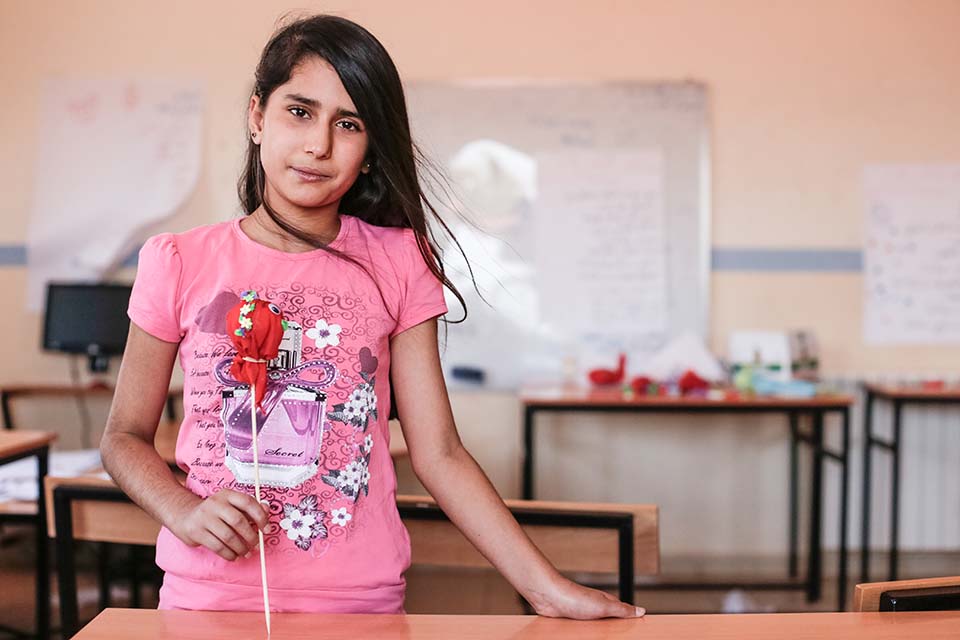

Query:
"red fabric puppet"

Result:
[[225, 290, 287, 412], [223, 289, 285, 633]]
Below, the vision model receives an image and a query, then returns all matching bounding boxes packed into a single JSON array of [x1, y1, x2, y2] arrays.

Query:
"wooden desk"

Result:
[[0, 429, 57, 640], [860, 383, 960, 584], [72, 608, 960, 640], [520, 388, 855, 610], [0, 383, 182, 430]]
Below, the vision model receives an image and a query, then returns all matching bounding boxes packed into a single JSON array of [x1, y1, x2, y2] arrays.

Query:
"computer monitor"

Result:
[[42, 283, 132, 372]]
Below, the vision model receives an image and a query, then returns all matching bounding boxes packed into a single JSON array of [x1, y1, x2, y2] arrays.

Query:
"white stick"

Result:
[[251, 385, 271, 636]]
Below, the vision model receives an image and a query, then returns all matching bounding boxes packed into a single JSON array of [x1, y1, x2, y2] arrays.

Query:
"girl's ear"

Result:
[[247, 94, 265, 142]]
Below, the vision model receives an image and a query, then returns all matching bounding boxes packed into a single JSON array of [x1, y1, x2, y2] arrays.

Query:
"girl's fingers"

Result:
[[197, 529, 238, 561], [208, 519, 250, 559], [214, 501, 260, 550], [224, 490, 271, 531], [607, 598, 644, 619], [597, 590, 644, 619]]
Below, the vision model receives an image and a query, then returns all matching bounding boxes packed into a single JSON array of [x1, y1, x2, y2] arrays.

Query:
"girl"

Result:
[[100, 14, 644, 620]]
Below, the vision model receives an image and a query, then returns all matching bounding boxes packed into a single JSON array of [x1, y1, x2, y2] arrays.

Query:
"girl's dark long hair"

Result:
[[238, 14, 470, 323]]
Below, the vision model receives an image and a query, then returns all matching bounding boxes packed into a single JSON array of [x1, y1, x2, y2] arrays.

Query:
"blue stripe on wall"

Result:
[[712, 248, 863, 272], [0, 245, 27, 266], [0, 245, 140, 268], [1, 244, 865, 272]]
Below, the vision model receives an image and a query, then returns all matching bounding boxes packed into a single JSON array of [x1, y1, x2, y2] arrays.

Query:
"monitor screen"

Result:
[[42, 283, 132, 356]]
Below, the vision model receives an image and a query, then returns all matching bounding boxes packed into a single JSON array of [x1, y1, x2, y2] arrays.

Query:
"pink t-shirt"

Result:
[[127, 214, 447, 613]]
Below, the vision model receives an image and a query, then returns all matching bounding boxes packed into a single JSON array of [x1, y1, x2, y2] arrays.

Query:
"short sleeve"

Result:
[[128, 233, 184, 343], [390, 230, 448, 338]]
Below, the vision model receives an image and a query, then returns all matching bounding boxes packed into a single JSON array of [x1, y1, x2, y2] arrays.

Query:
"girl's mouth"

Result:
[[291, 167, 332, 182]]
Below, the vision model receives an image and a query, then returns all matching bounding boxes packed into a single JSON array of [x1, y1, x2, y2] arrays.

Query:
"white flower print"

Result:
[[330, 507, 353, 527], [280, 508, 317, 542], [329, 380, 378, 431], [363, 434, 373, 453], [321, 454, 371, 504], [306, 319, 342, 348], [278, 496, 327, 551]]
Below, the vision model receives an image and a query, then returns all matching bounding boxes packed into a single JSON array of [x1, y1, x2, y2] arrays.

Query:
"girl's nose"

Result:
[[304, 126, 332, 158]]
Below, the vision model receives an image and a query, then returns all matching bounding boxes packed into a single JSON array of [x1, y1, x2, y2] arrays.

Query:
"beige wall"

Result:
[[3, 1, 959, 554]]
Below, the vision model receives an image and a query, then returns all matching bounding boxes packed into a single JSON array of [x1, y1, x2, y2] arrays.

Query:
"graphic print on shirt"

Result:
[[218, 318, 336, 489], [188, 284, 384, 555]]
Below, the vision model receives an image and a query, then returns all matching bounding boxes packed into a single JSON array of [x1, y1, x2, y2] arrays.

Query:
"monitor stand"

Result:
[[85, 345, 111, 373]]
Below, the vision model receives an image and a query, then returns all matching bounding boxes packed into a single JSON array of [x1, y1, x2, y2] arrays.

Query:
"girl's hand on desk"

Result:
[[529, 577, 645, 620], [167, 489, 270, 561]]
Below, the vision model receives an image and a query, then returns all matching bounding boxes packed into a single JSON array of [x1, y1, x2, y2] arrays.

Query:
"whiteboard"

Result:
[[407, 81, 710, 388]]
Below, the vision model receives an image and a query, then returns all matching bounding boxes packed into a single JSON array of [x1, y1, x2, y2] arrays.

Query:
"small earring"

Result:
[[361, 162, 371, 173], [251, 132, 260, 143]]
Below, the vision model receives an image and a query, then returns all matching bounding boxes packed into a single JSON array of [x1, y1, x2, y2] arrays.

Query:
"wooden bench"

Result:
[[46, 478, 657, 636], [854, 576, 960, 612], [398, 494, 658, 603]]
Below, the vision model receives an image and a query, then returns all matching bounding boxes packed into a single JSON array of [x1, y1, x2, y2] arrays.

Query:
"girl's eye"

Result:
[[288, 106, 309, 119], [337, 120, 362, 132], [268, 303, 281, 315]]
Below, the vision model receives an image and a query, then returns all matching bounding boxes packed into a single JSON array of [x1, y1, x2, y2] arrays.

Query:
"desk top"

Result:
[[73, 609, 960, 640], [521, 387, 854, 409], [0, 383, 182, 397], [0, 429, 57, 460], [864, 383, 960, 401]]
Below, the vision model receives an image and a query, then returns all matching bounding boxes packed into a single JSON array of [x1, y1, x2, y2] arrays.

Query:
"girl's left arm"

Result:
[[391, 318, 644, 620]]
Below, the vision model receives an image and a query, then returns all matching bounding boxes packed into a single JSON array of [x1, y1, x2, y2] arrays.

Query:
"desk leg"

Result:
[[131, 545, 142, 608], [806, 411, 824, 602], [0, 393, 12, 430], [54, 488, 80, 639], [618, 519, 635, 605], [522, 406, 535, 500], [35, 447, 50, 640], [860, 390, 874, 583], [788, 411, 799, 578], [838, 407, 850, 612], [889, 400, 902, 581], [98, 543, 111, 609]]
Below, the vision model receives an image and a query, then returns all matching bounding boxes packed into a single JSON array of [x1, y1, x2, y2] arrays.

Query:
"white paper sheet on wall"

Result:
[[864, 164, 960, 344], [535, 149, 668, 352], [25, 78, 203, 311]]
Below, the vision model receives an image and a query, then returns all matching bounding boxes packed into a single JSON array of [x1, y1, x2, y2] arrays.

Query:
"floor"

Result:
[[1, 523, 958, 638]]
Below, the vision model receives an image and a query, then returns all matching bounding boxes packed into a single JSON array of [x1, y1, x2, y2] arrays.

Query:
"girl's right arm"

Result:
[[100, 322, 268, 561]]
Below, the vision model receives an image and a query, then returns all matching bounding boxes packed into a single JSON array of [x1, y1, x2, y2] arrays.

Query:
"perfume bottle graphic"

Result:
[[218, 322, 338, 488]]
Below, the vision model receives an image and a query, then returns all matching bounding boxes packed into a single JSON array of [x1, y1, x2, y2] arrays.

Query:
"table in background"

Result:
[[860, 383, 960, 583], [0, 384, 182, 431], [520, 388, 853, 611], [0, 429, 57, 640], [72, 608, 960, 640]]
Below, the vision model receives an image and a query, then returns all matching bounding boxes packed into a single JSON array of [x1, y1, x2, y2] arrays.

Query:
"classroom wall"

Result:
[[3, 0, 959, 556]]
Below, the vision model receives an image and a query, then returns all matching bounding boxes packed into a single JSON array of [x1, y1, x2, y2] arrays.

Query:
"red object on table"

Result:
[[588, 354, 626, 386], [678, 369, 710, 395], [630, 375, 653, 394]]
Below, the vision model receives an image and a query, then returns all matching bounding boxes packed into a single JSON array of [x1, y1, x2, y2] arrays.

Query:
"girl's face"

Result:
[[248, 56, 370, 219]]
